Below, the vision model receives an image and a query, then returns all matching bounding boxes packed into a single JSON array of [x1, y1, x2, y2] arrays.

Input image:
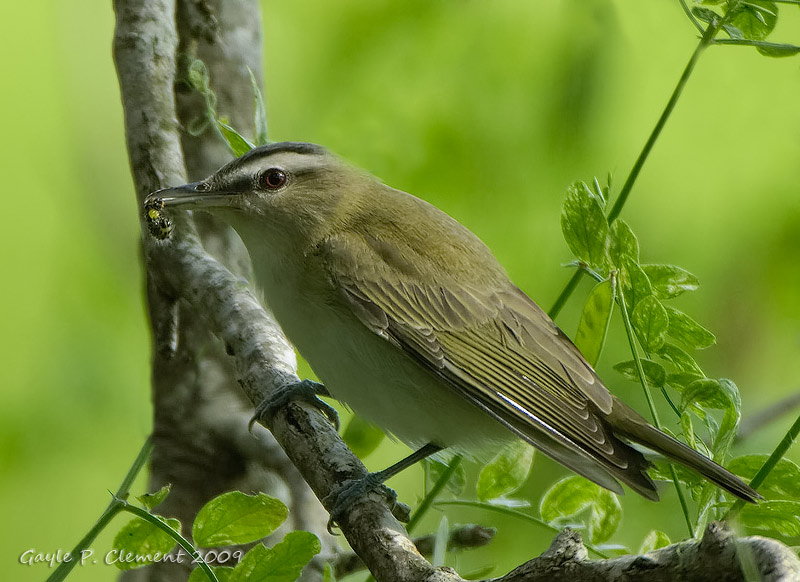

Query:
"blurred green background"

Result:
[[2, 0, 799, 580]]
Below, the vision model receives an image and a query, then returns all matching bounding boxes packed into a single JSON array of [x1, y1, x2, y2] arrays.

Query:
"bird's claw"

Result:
[[324, 475, 410, 534], [249, 379, 339, 431]]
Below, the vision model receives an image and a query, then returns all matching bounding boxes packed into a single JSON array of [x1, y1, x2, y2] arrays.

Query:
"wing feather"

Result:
[[319, 233, 658, 498]]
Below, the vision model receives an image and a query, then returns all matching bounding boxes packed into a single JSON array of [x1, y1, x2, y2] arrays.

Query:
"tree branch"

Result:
[[498, 523, 800, 582]]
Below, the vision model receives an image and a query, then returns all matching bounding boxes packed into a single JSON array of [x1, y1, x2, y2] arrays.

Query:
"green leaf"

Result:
[[657, 343, 703, 375], [607, 219, 639, 266], [632, 296, 669, 352], [591, 176, 607, 206], [540, 476, 621, 545], [477, 441, 535, 500], [248, 68, 269, 146], [640, 264, 700, 299], [229, 531, 321, 582], [193, 492, 288, 548], [613, 359, 666, 388], [756, 42, 800, 58], [682, 378, 738, 413], [723, 24, 744, 39], [561, 181, 609, 269], [425, 457, 467, 496], [666, 371, 704, 392], [574, 279, 615, 367], [692, 6, 721, 23], [728, 455, 800, 499], [665, 306, 716, 350], [342, 415, 385, 459], [711, 378, 742, 462], [621, 256, 653, 310], [216, 120, 255, 157], [111, 516, 180, 570], [730, 0, 778, 41], [138, 484, 171, 511], [739, 500, 800, 538], [682, 378, 741, 460], [323, 562, 335, 582], [638, 530, 671, 554]]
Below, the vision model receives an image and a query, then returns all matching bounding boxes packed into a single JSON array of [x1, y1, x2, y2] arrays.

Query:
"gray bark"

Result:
[[111, 1, 800, 581], [113, 1, 334, 580]]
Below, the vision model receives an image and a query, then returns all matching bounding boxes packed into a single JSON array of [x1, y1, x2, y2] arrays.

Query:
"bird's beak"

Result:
[[144, 182, 239, 209]]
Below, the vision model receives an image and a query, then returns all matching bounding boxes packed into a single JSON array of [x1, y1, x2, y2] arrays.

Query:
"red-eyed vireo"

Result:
[[144, 142, 759, 513]]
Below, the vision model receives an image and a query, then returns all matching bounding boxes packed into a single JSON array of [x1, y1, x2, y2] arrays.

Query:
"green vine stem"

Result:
[[549, 18, 720, 316], [617, 284, 694, 536], [606, 18, 719, 223], [678, 0, 705, 33], [46, 437, 154, 582], [407, 456, 463, 534], [548, 268, 585, 319], [120, 503, 219, 582]]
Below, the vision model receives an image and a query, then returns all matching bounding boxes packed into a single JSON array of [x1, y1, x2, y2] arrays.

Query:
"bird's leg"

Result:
[[249, 379, 340, 431], [325, 442, 443, 532]]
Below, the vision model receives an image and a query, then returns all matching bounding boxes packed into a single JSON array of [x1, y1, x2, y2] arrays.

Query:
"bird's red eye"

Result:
[[261, 168, 287, 190]]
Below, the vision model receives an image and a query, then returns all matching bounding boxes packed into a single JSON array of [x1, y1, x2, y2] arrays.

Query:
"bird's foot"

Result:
[[249, 379, 339, 431], [324, 473, 410, 533]]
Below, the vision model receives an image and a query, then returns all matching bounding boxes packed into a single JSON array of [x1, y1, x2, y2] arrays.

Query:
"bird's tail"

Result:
[[610, 400, 761, 503]]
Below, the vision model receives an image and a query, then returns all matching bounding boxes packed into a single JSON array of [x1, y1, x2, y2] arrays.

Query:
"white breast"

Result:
[[246, 243, 512, 454]]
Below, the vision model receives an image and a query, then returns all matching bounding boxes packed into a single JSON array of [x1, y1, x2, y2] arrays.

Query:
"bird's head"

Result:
[[145, 141, 376, 251]]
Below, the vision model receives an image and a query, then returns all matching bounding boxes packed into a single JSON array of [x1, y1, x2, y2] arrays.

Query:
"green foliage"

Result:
[[631, 296, 669, 353], [613, 359, 666, 388], [342, 415, 386, 459], [694, 0, 800, 56], [477, 441, 535, 501], [607, 220, 639, 266], [108, 487, 319, 581], [551, 6, 798, 542], [226, 531, 321, 582], [638, 530, 671, 554], [728, 455, 800, 499], [112, 515, 181, 570], [561, 181, 608, 269], [137, 484, 171, 511], [574, 279, 615, 367], [539, 476, 622, 545], [185, 59, 268, 156], [664, 306, 716, 350], [738, 500, 800, 537], [249, 67, 269, 146], [193, 491, 289, 547], [641, 265, 700, 300], [424, 457, 467, 496]]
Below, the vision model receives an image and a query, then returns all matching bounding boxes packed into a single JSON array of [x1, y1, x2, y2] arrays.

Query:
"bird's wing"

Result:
[[319, 232, 658, 498]]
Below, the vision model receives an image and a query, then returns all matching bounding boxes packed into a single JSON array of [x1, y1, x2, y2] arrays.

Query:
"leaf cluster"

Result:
[[561, 176, 800, 546], [112, 487, 321, 582], [183, 59, 270, 155], [692, 0, 800, 57]]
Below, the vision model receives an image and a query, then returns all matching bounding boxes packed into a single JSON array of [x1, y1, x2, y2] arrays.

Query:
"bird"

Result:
[[144, 141, 759, 513]]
